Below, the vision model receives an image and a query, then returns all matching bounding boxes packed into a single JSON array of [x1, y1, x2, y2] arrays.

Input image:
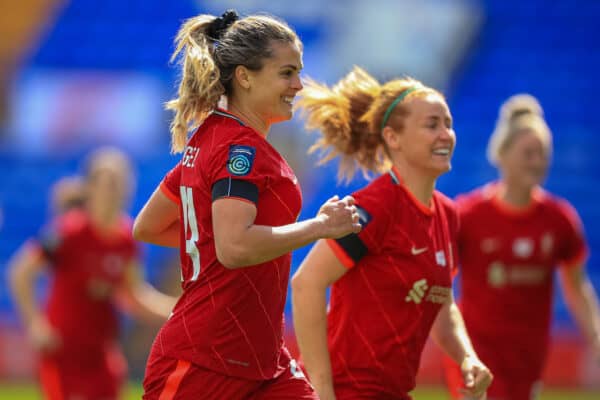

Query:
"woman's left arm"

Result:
[[558, 264, 600, 361], [430, 296, 493, 399]]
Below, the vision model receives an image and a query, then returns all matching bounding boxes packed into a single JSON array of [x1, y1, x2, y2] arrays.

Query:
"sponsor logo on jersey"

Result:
[[405, 279, 428, 303], [227, 145, 255, 176], [405, 279, 450, 304], [487, 261, 548, 287]]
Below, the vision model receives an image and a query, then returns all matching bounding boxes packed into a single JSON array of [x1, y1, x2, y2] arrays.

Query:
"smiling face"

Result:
[[498, 129, 549, 190], [388, 93, 456, 178], [244, 40, 304, 124]]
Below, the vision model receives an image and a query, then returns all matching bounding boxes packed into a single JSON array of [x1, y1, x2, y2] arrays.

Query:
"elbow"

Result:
[[132, 217, 151, 242], [215, 243, 252, 269], [291, 273, 304, 293]]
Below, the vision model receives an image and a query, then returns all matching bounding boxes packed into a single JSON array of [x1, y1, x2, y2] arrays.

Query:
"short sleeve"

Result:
[[33, 218, 65, 262], [327, 187, 392, 268], [207, 128, 270, 204], [454, 194, 470, 261], [445, 199, 460, 274], [556, 199, 588, 268], [160, 162, 182, 204]]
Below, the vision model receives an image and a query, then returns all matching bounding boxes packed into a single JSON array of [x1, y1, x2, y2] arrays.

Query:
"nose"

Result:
[[291, 75, 303, 91], [439, 127, 455, 141]]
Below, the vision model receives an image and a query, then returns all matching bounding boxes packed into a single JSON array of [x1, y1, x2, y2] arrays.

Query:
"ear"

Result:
[[234, 65, 251, 90], [382, 126, 402, 151]]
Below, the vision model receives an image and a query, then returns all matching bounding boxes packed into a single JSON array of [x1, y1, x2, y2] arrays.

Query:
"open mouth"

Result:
[[432, 148, 451, 156]]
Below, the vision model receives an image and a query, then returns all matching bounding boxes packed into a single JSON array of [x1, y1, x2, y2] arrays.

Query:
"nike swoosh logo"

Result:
[[411, 246, 428, 255]]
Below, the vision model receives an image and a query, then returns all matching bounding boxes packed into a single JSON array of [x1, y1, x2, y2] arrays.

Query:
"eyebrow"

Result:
[[280, 64, 303, 71], [425, 115, 453, 124]]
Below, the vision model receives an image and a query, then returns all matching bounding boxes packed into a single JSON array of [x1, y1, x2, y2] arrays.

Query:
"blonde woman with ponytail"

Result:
[[133, 10, 360, 400], [444, 94, 600, 400], [291, 67, 492, 400]]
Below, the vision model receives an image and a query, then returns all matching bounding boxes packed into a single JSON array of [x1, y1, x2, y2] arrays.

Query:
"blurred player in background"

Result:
[[444, 94, 600, 400], [132, 10, 360, 400], [9, 147, 176, 400], [291, 67, 492, 400]]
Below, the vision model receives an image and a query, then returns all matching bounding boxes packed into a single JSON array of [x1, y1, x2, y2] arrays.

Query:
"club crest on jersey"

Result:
[[227, 145, 255, 176]]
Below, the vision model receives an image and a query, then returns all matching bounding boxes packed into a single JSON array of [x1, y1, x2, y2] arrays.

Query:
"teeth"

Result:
[[433, 149, 450, 155], [283, 97, 293, 104]]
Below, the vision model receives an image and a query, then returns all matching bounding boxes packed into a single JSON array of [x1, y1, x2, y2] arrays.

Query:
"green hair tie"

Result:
[[380, 86, 419, 130]]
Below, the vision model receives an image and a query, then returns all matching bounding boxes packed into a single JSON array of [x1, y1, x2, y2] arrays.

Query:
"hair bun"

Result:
[[500, 93, 543, 121], [207, 9, 239, 41]]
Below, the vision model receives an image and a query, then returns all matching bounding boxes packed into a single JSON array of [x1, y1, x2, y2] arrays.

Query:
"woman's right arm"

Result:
[[212, 195, 360, 268], [133, 185, 180, 248], [291, 239, 349, 400], [9, 243, 60, 351]]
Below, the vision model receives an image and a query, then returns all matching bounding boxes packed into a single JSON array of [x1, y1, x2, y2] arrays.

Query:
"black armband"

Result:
[[335, 233, 368, 263], [212, 177, 259, 204]]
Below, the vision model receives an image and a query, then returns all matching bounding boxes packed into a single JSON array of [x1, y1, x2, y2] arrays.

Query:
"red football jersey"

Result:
[[156, 109, 302, 380], [34, 209, 138, 355], [326, 167, 458, 399], [456, 183, 588, 380]]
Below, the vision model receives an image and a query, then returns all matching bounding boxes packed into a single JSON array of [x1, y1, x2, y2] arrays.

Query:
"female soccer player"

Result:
[[132, 10, 361, 399], [444, 94, 600, 400], [291, 67, 492, 400], [9, 147, 175, 400]]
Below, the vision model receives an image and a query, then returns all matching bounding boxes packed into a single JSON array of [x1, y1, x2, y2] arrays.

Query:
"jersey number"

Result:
[[180, 186, 200, 281]]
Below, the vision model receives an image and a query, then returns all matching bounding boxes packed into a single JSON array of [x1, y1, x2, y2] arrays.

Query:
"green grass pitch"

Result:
[[0, 382, 598, 399]]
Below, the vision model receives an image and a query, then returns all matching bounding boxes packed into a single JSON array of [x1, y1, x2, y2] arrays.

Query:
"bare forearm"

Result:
[[219, 218, 324, 268], [292, 284, 336, 399], [135, 221, 180, 248], [564, 279, 600, 346], [430, 302, 477, 364], [9, 262, 43, 326]]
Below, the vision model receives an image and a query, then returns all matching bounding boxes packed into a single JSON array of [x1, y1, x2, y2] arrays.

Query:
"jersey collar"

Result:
[[389, 166, 434, 216], [213, 108, 246, 126]]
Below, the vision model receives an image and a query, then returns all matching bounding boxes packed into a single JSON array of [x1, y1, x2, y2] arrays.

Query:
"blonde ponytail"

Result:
[[166, 15, 224, 153], [488, 94, 552, 165], [296, 67, 388, 182]]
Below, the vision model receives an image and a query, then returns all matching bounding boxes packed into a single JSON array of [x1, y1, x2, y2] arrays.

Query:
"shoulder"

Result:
[[538, 190, 582, 224], [352, 174, 396, 209], [56, 209, 89, 236], [455, 184, 492, 215], [434, 190, 455, 210]]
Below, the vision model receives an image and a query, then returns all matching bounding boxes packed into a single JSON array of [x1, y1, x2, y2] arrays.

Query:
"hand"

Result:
[[316, 195, 362, 239], [28, 315, 61, 353], [459, 355, 493, 399]]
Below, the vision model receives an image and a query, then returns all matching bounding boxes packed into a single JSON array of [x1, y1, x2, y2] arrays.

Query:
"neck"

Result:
[[392, 161, 436, 206], [497, 181, 533, 207], [86, 201, 119, 232], [226, 100, 270, 137]]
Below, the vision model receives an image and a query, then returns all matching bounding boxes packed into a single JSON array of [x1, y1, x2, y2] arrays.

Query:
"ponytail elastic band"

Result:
[[381, 86, 420, 130]]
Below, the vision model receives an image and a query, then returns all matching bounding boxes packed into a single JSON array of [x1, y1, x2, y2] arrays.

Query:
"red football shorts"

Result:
[[143, 353, 317, 400], [39, 346, 126, 400]]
